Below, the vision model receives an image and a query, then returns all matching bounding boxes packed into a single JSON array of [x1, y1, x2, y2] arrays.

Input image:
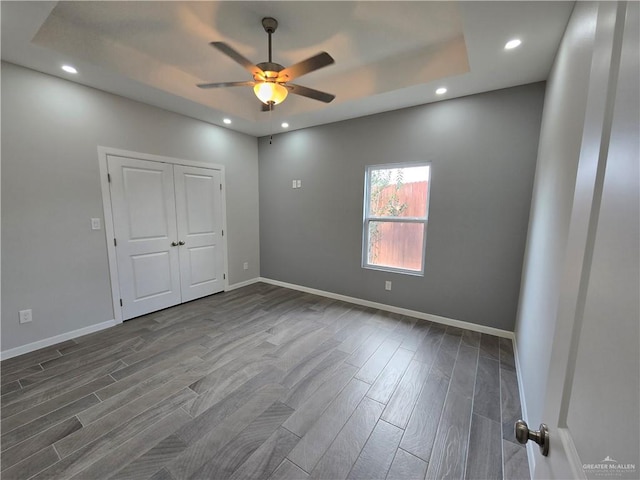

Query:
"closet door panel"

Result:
[[174, 165, 225, 301], [108, 156, 182, 319]]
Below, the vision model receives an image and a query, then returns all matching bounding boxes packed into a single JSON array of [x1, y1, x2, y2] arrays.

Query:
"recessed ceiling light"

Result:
[[504, 39, 522, 50], [223, 118, 232, 124], [61, 65, 78, 74], [281, 122, 289, 129], [435, 87, 447, 95]]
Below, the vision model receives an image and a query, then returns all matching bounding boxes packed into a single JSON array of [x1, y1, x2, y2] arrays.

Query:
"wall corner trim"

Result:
[[259, 277, 515, 339], [0, 319, 117, 361]]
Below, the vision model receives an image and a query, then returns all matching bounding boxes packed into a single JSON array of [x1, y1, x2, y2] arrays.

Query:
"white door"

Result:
[[174, 165, 225, 302], [108, 156, 182, 320], [532, 3, 639, 478]]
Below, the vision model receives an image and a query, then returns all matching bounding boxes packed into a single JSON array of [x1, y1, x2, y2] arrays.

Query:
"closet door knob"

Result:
[[171, 242, 178, 247], [178, 241, 185, 246]]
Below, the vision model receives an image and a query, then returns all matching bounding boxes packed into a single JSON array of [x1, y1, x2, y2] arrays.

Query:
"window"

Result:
[[362, 163, 431, 275]]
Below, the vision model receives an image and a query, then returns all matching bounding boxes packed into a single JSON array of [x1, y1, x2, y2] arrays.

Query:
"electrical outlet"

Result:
[[243, 262, 249, 270], [19, 309, 32, 324], [385, 281, 392, 291]]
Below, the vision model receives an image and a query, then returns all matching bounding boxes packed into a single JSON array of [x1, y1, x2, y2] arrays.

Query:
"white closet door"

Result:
[[108, 156, 182, 319], [174, 165, 225, 302]]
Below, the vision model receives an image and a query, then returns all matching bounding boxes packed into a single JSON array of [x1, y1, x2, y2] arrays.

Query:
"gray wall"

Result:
[[514, 2, 597, 428], [259, 83, 545, 331], [1, 62, 260, 352]]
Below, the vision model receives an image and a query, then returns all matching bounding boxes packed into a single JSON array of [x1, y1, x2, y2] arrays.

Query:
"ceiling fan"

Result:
[[197, 17, 336, 110]]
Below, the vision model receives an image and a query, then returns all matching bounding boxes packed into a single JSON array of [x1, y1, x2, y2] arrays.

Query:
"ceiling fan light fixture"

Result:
[[254, 82, 288, 105]]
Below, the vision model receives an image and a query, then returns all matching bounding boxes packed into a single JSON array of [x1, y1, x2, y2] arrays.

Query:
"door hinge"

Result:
[[119, 298, 123, 307], [107, 173, 111, 183], [220, 184, 222, 191], [222, 229, 224, 236], [223, 273, 226, 280], [114, 238, 117, 247]]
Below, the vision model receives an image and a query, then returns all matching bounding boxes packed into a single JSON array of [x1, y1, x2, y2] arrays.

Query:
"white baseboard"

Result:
[[0, 319, 118, 361], [259, 277, 514, 339], [1, 278, 514, 362], [0, 277, 247, 361], [226, 277, 261, 292]]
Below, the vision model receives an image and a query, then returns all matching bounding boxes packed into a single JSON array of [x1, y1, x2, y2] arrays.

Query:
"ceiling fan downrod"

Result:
[[262, 17, 278, 64]]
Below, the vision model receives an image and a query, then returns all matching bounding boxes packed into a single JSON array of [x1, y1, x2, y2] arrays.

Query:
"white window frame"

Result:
[[362, 161, 431, 276]]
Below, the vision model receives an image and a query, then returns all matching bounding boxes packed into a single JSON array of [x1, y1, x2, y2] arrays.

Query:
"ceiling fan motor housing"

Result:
[[255, 62, 285, 82], [262, 17, 278, 34]]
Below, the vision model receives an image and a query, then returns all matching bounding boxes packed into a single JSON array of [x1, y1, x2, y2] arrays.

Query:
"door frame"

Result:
[[534, 3, 637, 478], [516, 2, 637, 478], [97, 146, 229, 324]]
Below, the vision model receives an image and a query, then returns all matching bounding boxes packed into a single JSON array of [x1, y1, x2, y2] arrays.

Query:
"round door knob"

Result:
[[171, 242, 178, 247], [178, 241, 185, 246], [515, 420, 550, 456], [515, 420, 530, 444]]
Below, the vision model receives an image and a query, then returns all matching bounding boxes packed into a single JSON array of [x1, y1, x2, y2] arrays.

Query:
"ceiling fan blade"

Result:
[[197, 81, 256, 89], [210, 42, 264, 78], [286, 83, 335, 103], [277, 52, 335, 82]]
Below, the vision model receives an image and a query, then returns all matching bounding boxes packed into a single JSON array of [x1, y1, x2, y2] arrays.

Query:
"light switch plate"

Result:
[[91, 218, 101, 230], [297, 180, 302, 188], [19, 309, 32, 324]]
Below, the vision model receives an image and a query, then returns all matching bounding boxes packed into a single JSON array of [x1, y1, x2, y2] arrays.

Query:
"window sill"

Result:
[[362, 264, 425, 277]]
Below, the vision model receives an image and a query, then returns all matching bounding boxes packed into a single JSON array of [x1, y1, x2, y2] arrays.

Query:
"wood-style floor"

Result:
[[1, 283, 530, 480]]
